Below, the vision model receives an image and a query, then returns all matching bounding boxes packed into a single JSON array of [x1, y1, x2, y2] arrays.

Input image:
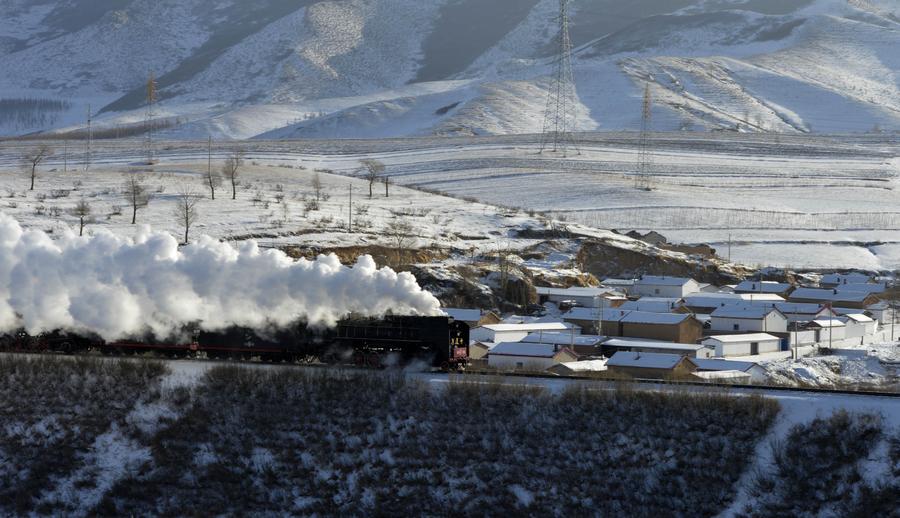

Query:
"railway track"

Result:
[[5, 349, 898, 399]]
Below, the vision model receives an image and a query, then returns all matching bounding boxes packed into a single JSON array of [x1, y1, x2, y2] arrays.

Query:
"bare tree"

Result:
[[204, 162, 222, 200], [123, 174, 152, 224], [311, 172, 323, 201], [385, 219, 415, 267], [222, 149, 244, 200], [23, 144, 52, 191], [69, 198, 92, 236], [173, 188, 201, 244], [360, 159, 384, 199], [383, 175, 390, 197]]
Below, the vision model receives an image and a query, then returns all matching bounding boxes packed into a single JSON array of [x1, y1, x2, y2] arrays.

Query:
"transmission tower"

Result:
[[83, 104, 92, 172], [539, 0, 579, 156], [636, 83, 653, 190], [145, 72, 158, 164]]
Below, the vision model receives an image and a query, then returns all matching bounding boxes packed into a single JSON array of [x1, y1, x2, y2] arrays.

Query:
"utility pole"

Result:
[[63, 137, 68, 173], [207, 135, 212, 180], [348, 184, 353, 233], [146, 71, 158, 165], [84, 104, 92, 172], [728, 233, 732, 262], [539, 0, 580, 156]]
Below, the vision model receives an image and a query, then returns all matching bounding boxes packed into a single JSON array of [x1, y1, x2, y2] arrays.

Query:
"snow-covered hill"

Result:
[[0, 0, 898, 138]]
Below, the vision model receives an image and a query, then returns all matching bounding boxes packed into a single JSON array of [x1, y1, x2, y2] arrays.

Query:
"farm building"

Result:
[[835, 283, 886, 295], [535, 286, 623, 308], [701, 333, 782, 357], [601, 338, 714, 359], [521, 332, 603, 358], [547, 359, 608, 376], [840, 314, 877, 344], [682, 293, 784, 314], [764, 302, 837, 323], [487, 342, 579, 371], [692, 358, 768, 383], [805, 319, 847, 343], [606, 311, 705, 344], [606, 352, 698, 380], [734, 280, 793, 297], [469, 322, 577, 344], [443, 308, 501, 327], [632, 276, 702, 298], [820, 272, 873, 288], [616, 297, 683, 313], [788, 288, 880, 309], [709, 306, 788, 334]]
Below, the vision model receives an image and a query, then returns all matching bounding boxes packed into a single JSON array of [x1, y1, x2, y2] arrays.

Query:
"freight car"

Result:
[[0, 316, 470, 370]]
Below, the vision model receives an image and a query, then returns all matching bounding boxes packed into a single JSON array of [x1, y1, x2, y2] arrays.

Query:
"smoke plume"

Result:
[[0, 214, 441, 339]]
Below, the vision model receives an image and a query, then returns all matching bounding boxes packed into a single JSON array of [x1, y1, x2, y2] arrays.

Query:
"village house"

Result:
[[600, 278, 636, 295], [487, 342, 579, 371], [805, 319, 847, 344], [734, 280, 794, 297], [547, 359, 608, 376], [603, 311, 704, 344], [692, 358, 768, 383], [709, 305, 788, 334], [835, 283, 886, 295], [521, 332, 604, 358], [788, 287, 880, 309], [632, 276, 702, 298], [820, 272, 873, 288], [601, 338, 714, 359], [682, 293, 784, 314], [840, 314, 877, 344], [701, 333, 782, 357], [443, 308, 501, 328], [469, 322, 578, 344], [765, 302, 837, 324], [606, 351, 698, 380], [535, 286, 623, 308], [616, 297, 683, 313]]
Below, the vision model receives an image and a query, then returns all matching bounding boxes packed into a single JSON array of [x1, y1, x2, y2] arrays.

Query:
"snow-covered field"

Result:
[[1, 132, 897, 270]]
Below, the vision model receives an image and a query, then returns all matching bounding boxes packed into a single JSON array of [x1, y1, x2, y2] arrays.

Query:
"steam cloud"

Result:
[[0, 214, 441, 340]]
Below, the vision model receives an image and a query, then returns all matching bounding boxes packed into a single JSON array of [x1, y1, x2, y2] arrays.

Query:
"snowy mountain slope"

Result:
[[0, 0, 897, 138]]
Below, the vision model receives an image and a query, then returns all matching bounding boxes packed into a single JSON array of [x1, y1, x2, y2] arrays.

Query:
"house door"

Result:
[[750, 342, 759, 355]]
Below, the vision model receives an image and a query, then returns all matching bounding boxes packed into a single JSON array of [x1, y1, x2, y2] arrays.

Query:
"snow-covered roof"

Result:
[[842, 314, 874, 323], [821, 272, 872, 285], [600, 278, 636, 287], [636, 276, 695, 287], [603, 338, 709, 352], [489, 342, 570, 358], [535, 286, 614, 297], [619, 311, 691, 325], [522, 332, 603, 346], [617, 299, 681, 312], [809, 319, 846, 328], [702, 333, 780, 344], [790, 288, 874, 303], [483, 322, 570, 332], [607, 351, 692, 369], [710, 305, 782, 319], [554, 359, 608, 372], [772, 302, 830, 315], [693, 358, 759, 372], [443, 308, 482, 322], [734, 280, 792, 293], [835, 283, 886, 295]]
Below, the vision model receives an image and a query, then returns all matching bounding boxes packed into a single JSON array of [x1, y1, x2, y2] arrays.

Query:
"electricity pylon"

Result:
[[539, 0, 580, 156]]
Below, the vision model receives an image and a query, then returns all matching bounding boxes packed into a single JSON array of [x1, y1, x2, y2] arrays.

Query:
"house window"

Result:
[[733, 324, 740, 331], [654, 288, 660, 295], [751, 342, 759, 355], [516, 362, 524, 368]]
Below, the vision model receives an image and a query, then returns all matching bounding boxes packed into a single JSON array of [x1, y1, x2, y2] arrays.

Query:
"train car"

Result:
[[336, 315, 470, 368]]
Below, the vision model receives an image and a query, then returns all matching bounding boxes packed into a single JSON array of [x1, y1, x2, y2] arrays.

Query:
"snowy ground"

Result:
[[1, 132, 896, 270]]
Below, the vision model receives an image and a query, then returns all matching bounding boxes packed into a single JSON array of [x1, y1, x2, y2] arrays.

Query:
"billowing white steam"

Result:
[[0, 214, 441, 339]]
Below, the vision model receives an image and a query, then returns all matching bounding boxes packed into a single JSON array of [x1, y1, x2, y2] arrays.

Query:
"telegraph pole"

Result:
[[146, 72, 158, 164], [348, 184, 353, 233], [84, 104, 92, 171]]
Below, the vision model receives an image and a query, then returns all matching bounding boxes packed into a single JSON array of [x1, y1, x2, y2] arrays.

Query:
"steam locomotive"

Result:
[[0, 316, 471, 370]]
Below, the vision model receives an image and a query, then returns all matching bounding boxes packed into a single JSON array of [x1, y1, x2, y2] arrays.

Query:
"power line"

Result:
[[539, 0, 580, 156]]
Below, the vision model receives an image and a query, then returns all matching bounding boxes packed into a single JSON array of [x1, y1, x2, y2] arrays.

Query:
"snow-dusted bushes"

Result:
[[0, 356, 166, 514], [98, 369, 778, 516], [744, 410, 899, 517]]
